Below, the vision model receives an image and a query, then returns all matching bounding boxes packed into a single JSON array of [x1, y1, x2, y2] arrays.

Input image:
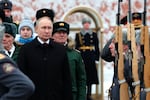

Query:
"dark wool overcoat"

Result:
[[17, 37, 72, 100]]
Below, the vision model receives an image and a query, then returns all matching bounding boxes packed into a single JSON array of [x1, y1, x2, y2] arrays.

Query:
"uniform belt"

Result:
[[79, 46, 94, 51]]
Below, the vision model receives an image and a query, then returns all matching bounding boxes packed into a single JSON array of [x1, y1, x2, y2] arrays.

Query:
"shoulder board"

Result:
[[0, 53, 6, 60], [74, 49, 81, 53]]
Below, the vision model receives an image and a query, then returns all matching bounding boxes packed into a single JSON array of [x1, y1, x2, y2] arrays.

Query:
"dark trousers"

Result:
[[87, 85, 92, 100]]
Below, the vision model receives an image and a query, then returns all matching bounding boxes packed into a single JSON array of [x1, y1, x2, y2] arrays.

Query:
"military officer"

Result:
[[2, 22, 19, 62], [52, 21, 86, 100]]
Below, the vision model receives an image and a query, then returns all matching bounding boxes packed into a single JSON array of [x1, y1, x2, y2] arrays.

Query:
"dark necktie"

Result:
[[8, 51, 11, 55], [42, 43, 48, 48]]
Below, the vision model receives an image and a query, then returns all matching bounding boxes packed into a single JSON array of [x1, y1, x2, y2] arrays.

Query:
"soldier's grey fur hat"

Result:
[[82, 17, 91, 24]]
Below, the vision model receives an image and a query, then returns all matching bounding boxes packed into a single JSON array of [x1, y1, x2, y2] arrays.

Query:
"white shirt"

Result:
[[37, 37, 50, 44], [4, 45, 15, 57]]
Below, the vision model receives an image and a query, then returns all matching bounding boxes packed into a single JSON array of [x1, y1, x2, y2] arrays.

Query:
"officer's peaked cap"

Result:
[[120, 12, 142, 25], [53, 21, 69, 35]]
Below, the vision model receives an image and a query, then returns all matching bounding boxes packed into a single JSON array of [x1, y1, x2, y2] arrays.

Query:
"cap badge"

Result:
[[4, 3, 8, 7], [59, 23, 64, 26], [133, 13, 139, 17], [42, 10, 46, 14]]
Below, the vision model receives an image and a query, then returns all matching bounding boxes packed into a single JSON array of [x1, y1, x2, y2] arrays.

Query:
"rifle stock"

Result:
[[116, 26, 130, 100], [114, 0, 130, 99], [141, 25, 150, 100], [140, 0, 150, 99], [129, 23, 140, 100], [127, 0, 140, 99]]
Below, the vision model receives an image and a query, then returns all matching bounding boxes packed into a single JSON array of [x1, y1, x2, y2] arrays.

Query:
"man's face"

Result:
[[35, 17, 53, 42], [3, 9, 11, 17], [2, 33, 14, 50], [132, 18, 142, 26], [109, 39, 115, 56], [83, 22, 90, 30], [109, 39, 129, 56], [52, 31, 68, 44]]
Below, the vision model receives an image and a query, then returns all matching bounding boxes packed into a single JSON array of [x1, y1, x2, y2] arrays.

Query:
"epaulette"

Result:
[[74, 49, 81, 53], [0, 53, 6, 60]]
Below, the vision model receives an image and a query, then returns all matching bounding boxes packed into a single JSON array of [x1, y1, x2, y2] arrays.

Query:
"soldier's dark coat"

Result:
[[75, 31, 100, 85], [101, 38, 115, 62], [17, 37, 72, 100], [0, 53, 35, 100]]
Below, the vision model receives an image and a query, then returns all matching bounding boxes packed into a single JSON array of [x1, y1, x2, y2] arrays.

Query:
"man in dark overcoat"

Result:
[[17, 8, 72, 100]]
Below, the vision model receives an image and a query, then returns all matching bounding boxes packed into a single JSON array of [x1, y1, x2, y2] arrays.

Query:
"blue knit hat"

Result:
[[18, 18, 35, 34]]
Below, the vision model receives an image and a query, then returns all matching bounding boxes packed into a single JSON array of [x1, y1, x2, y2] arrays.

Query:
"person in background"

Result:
[[75, 17, 100, 100], [0, 0, 13, 23], [0, 23, 35, 100], [17, 8, 73, 100], [2, 22, 19, 62], [15, 17, 36, 45], [52, 21, 86, 100], [0, 9, 5, 24]]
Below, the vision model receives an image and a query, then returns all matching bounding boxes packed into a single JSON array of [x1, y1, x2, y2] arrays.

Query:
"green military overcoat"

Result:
[[67, 47, 86, 100]]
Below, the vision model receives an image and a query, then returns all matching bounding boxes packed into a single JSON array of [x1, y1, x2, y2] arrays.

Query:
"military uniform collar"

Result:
[[80, 29, 92, 35]]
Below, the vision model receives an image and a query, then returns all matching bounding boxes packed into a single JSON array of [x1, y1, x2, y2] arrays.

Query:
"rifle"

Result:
[[140, 0, 150, 99], [114, 0, 130, 100], [126, 0, 140, 99], [108, 0, 124, 100]]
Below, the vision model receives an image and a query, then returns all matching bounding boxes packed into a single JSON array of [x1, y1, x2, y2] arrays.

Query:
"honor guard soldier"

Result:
[[121, 12, 144, 80], [121, 12, 142, 28], [102, 12, 143, 66], [101, 12, 144, 99], [0, 24, 35, 100], [75, 17, 100, 100]]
